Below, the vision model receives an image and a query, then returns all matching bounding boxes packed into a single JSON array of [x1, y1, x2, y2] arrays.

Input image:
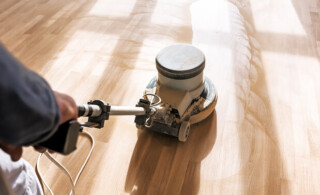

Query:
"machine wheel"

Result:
[[178, 121, 190, 142]]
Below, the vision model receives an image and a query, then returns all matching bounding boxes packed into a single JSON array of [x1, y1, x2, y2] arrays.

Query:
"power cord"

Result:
[[36, 131, 95, 195]]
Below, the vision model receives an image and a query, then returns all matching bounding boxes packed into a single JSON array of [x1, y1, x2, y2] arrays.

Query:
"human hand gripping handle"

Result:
[[54, 91, 78, 124], [0, 92, 79, 161], [37, 92, 81, 155]]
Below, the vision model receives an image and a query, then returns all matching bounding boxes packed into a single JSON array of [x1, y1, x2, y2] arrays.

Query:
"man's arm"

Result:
[[0, 44, 76, 146]]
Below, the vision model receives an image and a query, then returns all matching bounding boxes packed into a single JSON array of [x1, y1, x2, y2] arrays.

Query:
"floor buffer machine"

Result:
[[38, 44, 218, 155]]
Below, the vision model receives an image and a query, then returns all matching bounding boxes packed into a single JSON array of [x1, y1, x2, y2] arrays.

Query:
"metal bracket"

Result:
[[134, 99, 151, 126], [88, 100, 110, 128]]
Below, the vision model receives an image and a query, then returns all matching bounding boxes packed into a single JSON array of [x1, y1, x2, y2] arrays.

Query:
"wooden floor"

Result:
[[1, 0, 320, 194]]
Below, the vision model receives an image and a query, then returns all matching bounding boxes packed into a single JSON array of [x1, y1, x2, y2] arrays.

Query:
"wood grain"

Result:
[[1, 0, 320, 194]]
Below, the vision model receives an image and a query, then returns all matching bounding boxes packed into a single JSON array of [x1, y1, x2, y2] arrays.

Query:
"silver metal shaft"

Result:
[[77, 104, 146, 117], [109, 106, 146, 116], [77, 104, 102, 117]]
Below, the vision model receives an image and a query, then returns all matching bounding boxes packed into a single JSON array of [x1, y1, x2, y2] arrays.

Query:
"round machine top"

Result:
[[155, 44, 205, 80]]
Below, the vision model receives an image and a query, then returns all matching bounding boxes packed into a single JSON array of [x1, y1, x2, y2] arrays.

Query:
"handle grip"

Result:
[[37, 120, 81, 155]]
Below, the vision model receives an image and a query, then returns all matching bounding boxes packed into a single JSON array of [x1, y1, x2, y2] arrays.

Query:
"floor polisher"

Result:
[[38, 44, 217, 155]]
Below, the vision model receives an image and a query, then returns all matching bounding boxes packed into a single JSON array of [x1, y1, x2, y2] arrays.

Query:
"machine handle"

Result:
[[77, 104, 146, 117], [36, 100, 149, 155], [37, 120, 81, 155]]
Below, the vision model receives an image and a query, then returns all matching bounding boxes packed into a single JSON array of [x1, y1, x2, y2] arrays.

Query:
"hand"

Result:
[[0, 92, 78, 160], [0, 142, 22, 161], [54, 91, 78, 124], [32, 91, 78, 153]]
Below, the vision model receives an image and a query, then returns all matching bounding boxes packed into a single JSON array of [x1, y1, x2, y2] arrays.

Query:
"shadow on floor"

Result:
[[125, 112, 217, 194]]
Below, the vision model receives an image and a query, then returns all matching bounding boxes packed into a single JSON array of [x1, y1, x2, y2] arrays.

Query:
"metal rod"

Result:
[[109, 106, 146, 116], [77, 104, 146, 117], [77, 104, 101, 117]]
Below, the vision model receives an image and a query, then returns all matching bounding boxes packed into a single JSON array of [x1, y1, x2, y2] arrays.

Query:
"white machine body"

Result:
[[142, 44, 217, 141]]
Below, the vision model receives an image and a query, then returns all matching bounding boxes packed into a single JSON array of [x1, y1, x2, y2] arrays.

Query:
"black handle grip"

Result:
[[37, 120, 81, 155]]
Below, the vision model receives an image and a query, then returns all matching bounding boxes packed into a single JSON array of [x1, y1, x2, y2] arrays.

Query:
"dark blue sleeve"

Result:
[[0, 44, 60, 146]]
